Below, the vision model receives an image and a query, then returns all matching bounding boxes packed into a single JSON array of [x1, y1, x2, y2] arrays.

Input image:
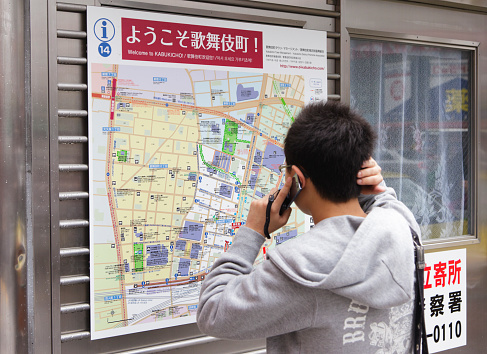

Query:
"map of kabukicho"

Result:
[[88, 6, 326, 340]]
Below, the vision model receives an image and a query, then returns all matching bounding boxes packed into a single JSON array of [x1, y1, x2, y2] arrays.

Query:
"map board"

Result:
[[87, 6, 327, 339]]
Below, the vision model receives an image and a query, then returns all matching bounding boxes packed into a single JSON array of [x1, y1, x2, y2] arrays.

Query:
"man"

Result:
[[197, 101, 421, 353]]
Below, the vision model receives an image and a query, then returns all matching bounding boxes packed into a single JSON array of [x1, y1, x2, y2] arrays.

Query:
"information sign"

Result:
[[424, 249, 467, 352], [87, 6, 326, 339]]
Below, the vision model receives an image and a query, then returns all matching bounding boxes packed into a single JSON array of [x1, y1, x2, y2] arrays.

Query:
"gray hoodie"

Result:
[[197, 186, 421, 353]]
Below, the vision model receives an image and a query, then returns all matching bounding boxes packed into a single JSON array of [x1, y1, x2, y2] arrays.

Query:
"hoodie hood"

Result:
[[268, 208, 415, 309]]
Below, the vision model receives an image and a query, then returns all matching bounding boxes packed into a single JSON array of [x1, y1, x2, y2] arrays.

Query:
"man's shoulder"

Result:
[[268, 217, 357, 267], [366, 207, 413, 235]]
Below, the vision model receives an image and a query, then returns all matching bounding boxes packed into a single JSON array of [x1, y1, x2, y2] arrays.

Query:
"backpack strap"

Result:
[[411, 227, 429, 354]]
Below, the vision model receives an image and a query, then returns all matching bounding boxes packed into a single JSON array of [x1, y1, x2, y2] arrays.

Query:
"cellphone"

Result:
[[279, 173, 302, 215]]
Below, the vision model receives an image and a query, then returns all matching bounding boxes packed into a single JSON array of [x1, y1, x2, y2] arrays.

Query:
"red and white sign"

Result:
[[87, 6, 327, 87], [424, 248, 467, 353], [121, 18, 263, 68]]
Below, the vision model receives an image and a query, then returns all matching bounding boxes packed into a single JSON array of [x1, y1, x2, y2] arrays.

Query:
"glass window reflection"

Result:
[[351, 39, 472, 240]]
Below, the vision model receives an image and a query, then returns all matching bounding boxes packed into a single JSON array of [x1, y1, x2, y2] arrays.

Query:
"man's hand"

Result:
[[357, 157, 385, 194], [245, 177, 293, 238]]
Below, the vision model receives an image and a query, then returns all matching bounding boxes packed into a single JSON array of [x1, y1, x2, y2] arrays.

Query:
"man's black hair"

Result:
[[284, 100, 376, 203]]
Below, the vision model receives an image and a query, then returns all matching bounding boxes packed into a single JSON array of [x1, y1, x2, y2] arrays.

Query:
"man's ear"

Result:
[[291, 165, 306, 188]]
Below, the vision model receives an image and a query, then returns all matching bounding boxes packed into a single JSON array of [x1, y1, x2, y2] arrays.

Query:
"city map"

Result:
[[89, 63, 313, 337]]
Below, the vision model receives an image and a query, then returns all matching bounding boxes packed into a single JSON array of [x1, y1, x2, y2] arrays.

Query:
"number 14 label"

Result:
[[98, 42, 112, 57]]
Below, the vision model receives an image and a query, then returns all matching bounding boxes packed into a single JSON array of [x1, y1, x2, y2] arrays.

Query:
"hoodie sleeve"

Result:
[[359, 181, 421, 237], [197, 226, 317, 340]]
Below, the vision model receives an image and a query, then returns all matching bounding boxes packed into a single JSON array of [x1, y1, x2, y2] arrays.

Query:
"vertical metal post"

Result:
[[0, 0, 28, 352]]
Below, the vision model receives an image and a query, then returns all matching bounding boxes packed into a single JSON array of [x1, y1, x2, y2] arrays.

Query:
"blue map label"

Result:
[[153, 77, 168, 82], [103, 127, 121, 132], [215, 218, 234, 224], [104, 294, 123, 301]]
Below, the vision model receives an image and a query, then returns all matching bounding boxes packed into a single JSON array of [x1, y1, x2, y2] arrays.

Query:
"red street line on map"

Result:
[[104, 71, 128, 322], [110, 78, 117, 120], [92, 93, 284, 148]]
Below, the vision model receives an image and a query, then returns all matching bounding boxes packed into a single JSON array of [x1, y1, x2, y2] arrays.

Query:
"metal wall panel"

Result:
[[48, 1, 340, 353], [340, 1, 487, 352], [29, 0, 55, 352], [0, 0, 28, 352], [402, 0, 487, 13]]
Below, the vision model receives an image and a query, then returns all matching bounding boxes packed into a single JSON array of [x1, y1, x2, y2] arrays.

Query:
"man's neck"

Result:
[[309, 197, 367, 225], [295, 178, 367, 225]]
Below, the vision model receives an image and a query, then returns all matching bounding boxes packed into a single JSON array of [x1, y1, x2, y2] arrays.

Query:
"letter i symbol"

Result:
[[102, 21, 108, 39]]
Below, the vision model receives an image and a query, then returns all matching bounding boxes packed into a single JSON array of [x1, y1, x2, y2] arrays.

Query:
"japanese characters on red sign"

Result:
[[121, 18, 263, 68], [231, 222, 242, 229], [424, 258, 462, 289]]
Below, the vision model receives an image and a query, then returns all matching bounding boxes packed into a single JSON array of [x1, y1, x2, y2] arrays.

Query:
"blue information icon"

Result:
[[98, 42, 112, 57], [94, 18, 115, 58], [94, 18, 115, 42]]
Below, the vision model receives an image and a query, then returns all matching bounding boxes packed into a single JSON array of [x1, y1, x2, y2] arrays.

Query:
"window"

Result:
[[350, 38, 474, 240]]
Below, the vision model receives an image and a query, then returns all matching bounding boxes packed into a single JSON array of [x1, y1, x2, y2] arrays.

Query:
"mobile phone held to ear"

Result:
[[278, 173, 302, 215]]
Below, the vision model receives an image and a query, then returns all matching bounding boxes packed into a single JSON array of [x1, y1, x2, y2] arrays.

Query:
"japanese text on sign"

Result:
[[445, 88, 469, 113], [121, 18, 263, 68], [424, 258, 462, 289], [423, 249, 466, 353], [88, 4, 327, 340]]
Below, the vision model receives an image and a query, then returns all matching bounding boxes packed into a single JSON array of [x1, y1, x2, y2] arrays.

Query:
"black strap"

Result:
[[411, 227, 429, 354], [264, 190, 281, 239], [264, 194, 275, 239]]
